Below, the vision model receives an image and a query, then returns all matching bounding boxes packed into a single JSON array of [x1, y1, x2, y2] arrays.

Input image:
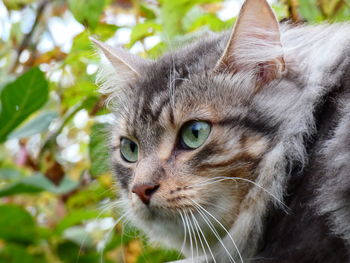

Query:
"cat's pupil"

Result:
[[130, 142, 136, 152], [192, 126, 199, 139]]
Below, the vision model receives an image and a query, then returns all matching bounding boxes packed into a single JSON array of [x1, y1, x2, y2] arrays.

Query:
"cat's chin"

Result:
[[126, 199, 231, 257], [129, 205, 187, 251], [132, 209, 229, 259]]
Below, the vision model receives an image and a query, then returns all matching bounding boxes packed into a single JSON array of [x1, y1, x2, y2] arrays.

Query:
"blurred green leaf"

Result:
[[104, 224, 139, 252], [0, 173, 79, 197], [160, 0, 220, 38], [0, 168, 23, 180], [147, 42, 168, 58], [69, 31, 92, 59], [0, 67, 48, 143], [128, 22, 161, 47], [271, 3, 288, 19], [299, 0, 324, 22], [328, 0, 350, 22], [69, 23, 118, 68], [68, 0, 106, 29], [57, 241, 101, 263], [67, 180, 114, 209], [8, 111, 58, 139], [0, 205, 37, 244], [0, 244, 45, 263], [140, 3, 157, 19], [137, 247, 181, 263], [63, 83, 98, 109], [62, 226, 94, 248], [65, 31, 96, 81], [93, 23, 120, 40], [103, 231, 132, 251], [187, 13, 229, 32], [89, 123, 109, 176], [55, 209, 105, 235], [182, 6, 205, 31], [82, 96, 100, 111], [3, 0, 37, 10]]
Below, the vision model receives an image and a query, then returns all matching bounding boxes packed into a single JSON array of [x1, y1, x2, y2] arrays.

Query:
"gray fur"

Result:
[[93, 9, 350, 263]]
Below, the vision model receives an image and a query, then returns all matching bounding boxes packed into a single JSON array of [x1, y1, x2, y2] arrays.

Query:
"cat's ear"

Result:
[[214, 0, 285, 85], [90, 37, 150, 79]]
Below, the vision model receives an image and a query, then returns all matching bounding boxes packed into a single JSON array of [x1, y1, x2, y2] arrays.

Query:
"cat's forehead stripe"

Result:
[[150, 97, 171, 123], [217, 115, 279, 137]]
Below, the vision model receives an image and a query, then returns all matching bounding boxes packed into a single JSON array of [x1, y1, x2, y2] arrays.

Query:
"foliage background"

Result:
[[0, 0, 349, 262]]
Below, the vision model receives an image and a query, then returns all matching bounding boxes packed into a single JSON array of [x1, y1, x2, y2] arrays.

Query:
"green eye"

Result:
[[120, 138, 138, 163], [181, 121, 211, 149]]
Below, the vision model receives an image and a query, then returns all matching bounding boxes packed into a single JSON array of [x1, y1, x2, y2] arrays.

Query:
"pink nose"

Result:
[[132, 183, 160, 205]]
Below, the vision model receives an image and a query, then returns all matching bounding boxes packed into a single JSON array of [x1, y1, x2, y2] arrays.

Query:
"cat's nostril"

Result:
[[132, 183, 160, 205]]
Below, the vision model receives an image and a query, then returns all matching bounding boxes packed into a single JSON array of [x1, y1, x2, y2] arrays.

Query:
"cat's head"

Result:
[[92, 0, 285, 256]]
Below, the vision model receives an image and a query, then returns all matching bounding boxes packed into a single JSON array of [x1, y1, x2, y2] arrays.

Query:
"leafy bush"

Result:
[[0, 0, 349, 262]]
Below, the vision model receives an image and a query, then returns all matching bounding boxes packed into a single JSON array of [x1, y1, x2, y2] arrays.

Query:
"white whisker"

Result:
[[183, 211, 194, 262], [187, 211, 199, 263], [121, 224, 126, 263], [189, 210, 210, 263], [187, 210, 199, 263], [192, 200, 243, 263], [190, 201, 235, 263], [178, 210, 188, 259], [191, 176, 288, 211], [197, 199, 232, 213]]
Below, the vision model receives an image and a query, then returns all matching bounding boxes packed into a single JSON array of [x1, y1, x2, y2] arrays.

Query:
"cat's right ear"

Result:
[[214, 0, 285, 86], [90, 37, 151, 80]]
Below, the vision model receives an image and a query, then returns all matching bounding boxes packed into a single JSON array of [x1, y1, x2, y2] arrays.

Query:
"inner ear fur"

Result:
[[214, 0, 285, 85]]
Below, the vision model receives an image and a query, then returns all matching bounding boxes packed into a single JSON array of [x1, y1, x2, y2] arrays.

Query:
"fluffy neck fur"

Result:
[[221, 23, 350, 261]]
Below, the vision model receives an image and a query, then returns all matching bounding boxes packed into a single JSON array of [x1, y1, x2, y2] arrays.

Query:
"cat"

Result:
[[91, 0, 350, 262]]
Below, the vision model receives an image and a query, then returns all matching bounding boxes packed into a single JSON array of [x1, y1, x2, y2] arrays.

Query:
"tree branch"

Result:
[[10, 0, 50, 73]]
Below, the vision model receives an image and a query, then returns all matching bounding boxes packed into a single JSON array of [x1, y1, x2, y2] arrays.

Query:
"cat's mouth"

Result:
[[130, 186, 234, 229], [131, 192, 197, 217], [129, 179, 236, 222]]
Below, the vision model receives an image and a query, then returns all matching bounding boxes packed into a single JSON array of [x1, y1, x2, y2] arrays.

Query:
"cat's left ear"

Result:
[[214, 0, 285, 85], [90, 37, 151, 79]]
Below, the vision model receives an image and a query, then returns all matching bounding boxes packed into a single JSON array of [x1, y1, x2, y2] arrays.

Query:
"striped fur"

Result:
[[93, 0, 350, 262]]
